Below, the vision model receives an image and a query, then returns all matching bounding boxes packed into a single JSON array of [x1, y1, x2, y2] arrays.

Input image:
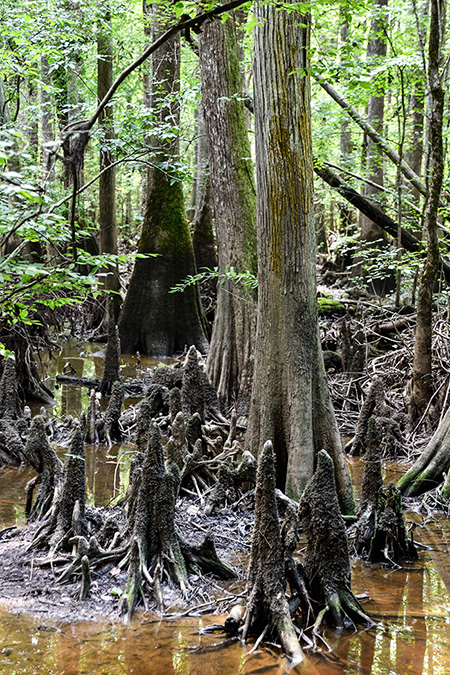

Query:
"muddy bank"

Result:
[[0, 498, 251, 624]]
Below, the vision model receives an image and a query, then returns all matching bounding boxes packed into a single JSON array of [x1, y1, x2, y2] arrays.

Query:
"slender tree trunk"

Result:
[[40, 56, 54, 183], [410, 0, 445, 420], [360, 0, 388, 245], [25, 72, 39, 163], [118, 5, 207, 356], [246, 4, 354, 512], [406, 74, 425, 209], [0, 78, 11, 126], [339, 5, 352, 167], [199, 15, 257, 414], [97, 4, 121, 321]]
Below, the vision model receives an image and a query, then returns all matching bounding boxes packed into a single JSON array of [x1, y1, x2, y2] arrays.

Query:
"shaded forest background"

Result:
[[1, 0, 450, 493]]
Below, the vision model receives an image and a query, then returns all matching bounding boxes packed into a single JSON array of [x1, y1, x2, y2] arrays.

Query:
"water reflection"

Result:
[[1, 544, 450, 675], [0, 338, 171, 528], [0, 441, 136, 529], [32, 337, 171, 418], [1, 384, 450, 673]]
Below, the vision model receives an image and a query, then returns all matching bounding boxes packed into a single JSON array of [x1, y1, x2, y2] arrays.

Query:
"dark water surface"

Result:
[[2, 458, 450, 674], [32, 337, 171, 418], [1, 546, 450, 675], [1, 343, 450, 673]]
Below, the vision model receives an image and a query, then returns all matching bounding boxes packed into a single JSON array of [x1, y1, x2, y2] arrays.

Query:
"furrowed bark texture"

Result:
[[247, 6, 353, 510], [199, 16, 257, 413], [191, 101, 217, 275], [242, 440, 303, 663], [97, 4, 120, 317], [24, 415, 62, 521], [360, 0, 389, 245], [299, 451, 372, 629], [119, 7, 207, 357], [339, 6, 352, 167], [411, 0, 445, 420]]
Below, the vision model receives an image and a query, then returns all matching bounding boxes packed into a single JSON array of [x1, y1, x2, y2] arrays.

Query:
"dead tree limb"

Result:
[[313, 73, 427, 199]]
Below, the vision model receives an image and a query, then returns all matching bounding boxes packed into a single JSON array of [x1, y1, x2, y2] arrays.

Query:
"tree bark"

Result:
[[97, 4, 121, 321], [119, 5, 208, 356], [191, 101, 216, 275], [339, 6, 352, 167], [199, 15, 257, 414], [410, 0, 445, 420], [40, 56, 54, 183], [246, 4, 354, 511], [0, 77, 11, 126], [360, 0, 389, 245]]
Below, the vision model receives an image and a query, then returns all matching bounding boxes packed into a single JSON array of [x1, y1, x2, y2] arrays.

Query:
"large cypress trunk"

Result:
[[246, 4, 353, 512], [118, 5, 207, 356], [198, 15, 257, 414]]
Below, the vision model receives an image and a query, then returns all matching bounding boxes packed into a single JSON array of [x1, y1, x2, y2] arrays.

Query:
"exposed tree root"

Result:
[[182, 346, 205, 423], [368, 481, 418, 564], [84, 389, 101, 444], [99, 301, 121, 397], [350, 418, 417, 564], [103, 381, 123, 445], [205, 450, 256, 515], [58, 535, 127, 584], [398, 405, 450, 497], [24, 415, 63, 521], [281, 503, 314, 630], [30, 422, 87, 553]]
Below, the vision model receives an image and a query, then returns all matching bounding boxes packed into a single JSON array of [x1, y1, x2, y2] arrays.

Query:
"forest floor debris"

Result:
[[0, 498, 252, 623]]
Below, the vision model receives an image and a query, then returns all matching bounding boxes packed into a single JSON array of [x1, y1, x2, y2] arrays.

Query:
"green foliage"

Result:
[[169, 266, 258, 293], [0, 131, 153, 342], [0, 0, 447, 334], [330, 233, 436, 303]]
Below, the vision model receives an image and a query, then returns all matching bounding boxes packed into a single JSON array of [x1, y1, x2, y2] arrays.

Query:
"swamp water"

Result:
[[1, 344, 450, 674]]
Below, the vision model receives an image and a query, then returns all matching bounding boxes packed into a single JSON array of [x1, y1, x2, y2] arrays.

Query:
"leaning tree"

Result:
[[246, 2, 354, 512]]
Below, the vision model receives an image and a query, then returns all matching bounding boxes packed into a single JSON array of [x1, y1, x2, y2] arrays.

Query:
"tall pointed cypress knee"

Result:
[[299, 450, 373, 631], [242, 441, 304, 664]]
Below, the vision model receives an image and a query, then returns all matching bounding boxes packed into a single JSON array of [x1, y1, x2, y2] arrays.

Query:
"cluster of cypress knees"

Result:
[[0, 333, 418, 664]]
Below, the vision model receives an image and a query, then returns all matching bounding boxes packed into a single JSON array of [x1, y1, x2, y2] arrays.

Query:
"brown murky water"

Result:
[[1, 344, 450, 674], [2, 457, 450, 674], [1, 547, 450, 675], [33, 337, 173, 418]]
